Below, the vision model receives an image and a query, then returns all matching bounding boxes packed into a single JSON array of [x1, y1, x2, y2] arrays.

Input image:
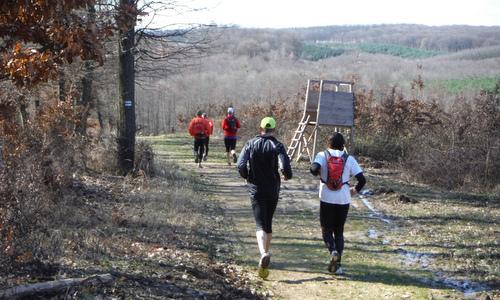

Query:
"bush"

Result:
[[354, 82, 499, 191], [0, 100, 84, 271], [407, 89, 499, 189], [134, 141, 155, 177]]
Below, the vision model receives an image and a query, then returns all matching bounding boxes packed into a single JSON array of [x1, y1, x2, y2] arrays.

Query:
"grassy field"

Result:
[[427, 76, 500, 94], [143, 133, 499, 300]]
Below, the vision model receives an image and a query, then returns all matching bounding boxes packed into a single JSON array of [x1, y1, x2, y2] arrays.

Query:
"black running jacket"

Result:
[[237, 135, 292, 189]]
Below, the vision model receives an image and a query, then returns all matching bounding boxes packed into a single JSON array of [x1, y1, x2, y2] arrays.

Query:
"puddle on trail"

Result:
[[358, 195, 392, 224], [395, 248, 491, 297], [360, 191, 491, 298], [367, 228, 379, 239]]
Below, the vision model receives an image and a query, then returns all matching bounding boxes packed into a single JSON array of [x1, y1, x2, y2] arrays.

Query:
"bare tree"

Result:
[[105, 0, 213, 173]]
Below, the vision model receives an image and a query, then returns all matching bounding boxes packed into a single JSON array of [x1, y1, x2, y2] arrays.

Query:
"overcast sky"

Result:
[[143, 0, 500, 28]]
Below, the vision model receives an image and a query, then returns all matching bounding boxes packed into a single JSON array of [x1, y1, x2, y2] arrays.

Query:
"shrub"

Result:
[[407, 88, 499, 189], [354, 81, 499, 191], [0, 100, 84, 271], [134, 141, 155, 177]]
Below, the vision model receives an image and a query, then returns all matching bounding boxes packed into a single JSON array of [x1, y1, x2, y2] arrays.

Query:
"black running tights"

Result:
[[194, 138, 206, 160], [251, 193, 279, 233], [320, 202, 350, 261]]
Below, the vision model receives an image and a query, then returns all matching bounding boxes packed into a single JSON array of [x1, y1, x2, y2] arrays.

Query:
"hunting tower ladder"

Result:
[[287, 79, 355, 162]]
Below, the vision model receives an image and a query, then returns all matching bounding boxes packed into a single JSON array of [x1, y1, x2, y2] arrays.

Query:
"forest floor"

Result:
[[0, 138, 265, 299], [146, 133, 499, 300]]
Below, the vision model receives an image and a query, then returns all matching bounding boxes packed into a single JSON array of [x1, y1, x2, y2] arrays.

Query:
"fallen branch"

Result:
[[0, 273, 114, 299]]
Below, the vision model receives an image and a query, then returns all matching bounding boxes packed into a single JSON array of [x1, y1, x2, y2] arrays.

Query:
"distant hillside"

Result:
[[213, 25, 500, 59], [288, 24, 500, 52], [439, 45, 500, 60], [136, 24, 500, 134]]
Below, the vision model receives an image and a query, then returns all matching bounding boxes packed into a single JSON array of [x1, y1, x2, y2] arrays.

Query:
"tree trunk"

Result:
[[117, 0, 137, 174], [58, 69, 66, 102], [76, 3, 97, 136], [18, 99, 28, 127], [77, 60, 94, 135]]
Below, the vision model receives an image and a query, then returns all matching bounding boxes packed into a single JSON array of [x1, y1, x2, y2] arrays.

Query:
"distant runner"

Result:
[[310, 132, 366, 275], [237, 117, 292, 279], [221, 107, 241, 165], [202, 112, 214, 161], [188, 110, 211, 168]]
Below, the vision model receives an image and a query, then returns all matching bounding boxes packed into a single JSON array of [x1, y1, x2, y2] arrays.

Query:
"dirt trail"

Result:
[[191, 160, 394, 299], [156, 135, 489, 300]]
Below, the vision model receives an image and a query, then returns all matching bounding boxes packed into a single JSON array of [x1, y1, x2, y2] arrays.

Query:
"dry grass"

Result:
[[0, 148, 264, 298]]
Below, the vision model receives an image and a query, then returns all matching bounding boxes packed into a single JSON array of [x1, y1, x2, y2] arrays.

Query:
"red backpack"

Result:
[[225, 116, 238, 133], [323, 151, 349, 191]]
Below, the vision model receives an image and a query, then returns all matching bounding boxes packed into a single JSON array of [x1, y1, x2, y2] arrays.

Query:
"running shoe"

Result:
[[335, 265, 344, 275], [258, 266, 269, 279], [258, 253, 271, 279], [232, 153, 237, 163], [259, 253, 271, 268], [328, 250, 339, 273]]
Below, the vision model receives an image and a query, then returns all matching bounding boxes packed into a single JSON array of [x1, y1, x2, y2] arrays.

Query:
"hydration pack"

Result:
[[226, 116, 237, 133], [323, 151, 349, 191]]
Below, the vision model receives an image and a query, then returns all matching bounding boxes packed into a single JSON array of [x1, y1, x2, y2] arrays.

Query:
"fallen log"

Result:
[[0, 273, 114, 299]]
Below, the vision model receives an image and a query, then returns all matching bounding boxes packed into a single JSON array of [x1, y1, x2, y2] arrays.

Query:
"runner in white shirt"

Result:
[[310, 132, 366, 275]]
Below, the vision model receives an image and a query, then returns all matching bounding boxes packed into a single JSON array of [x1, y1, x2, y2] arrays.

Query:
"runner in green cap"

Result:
[[237, 116, 292, 279]]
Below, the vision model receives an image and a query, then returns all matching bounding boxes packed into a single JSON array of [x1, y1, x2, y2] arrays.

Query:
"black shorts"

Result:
[[320, 202, 349, 230], [224, 137, 237, 152], [249, 185, 280, 233]]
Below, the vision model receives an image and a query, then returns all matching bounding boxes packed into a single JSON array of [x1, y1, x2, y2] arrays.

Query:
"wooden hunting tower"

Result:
[[287, 79, 355, 162]]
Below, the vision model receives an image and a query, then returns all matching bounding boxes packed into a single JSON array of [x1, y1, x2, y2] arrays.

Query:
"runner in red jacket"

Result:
[[188, 110, 211, 168], [221, 107, 241, 165]]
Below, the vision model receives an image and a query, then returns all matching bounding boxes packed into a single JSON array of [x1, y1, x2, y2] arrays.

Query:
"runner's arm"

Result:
[[204, 119, 211, 136], [187, 120, 194, 136], [310, 152, 324, 176], [349, 157, 365, 193], [278, 144, 292, 180], [237, 142, 250, 179], [221, 118, 227, 131], [354, 172, 366, 193], [310, 162, 321, 176]]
